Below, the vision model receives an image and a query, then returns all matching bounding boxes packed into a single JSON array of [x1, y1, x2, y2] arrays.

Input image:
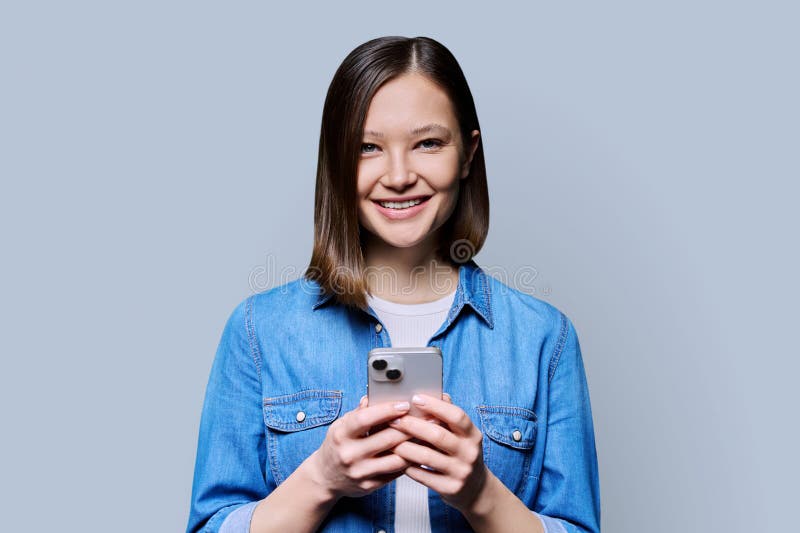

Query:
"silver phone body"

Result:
[[367, 346, 443, 419]]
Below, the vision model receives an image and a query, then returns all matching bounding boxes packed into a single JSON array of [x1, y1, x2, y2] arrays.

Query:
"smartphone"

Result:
[[367, 346, 443, 433]]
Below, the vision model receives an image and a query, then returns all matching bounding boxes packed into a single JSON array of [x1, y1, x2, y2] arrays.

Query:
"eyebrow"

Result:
[[363, 123, 453, 139]]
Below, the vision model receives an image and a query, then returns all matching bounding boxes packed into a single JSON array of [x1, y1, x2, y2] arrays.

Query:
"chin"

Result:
[[377, 235, 425, 249], [361, 216, 436, 250]]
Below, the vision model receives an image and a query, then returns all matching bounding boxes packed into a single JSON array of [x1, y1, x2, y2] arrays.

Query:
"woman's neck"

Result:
[[362, 239, 459, 305]]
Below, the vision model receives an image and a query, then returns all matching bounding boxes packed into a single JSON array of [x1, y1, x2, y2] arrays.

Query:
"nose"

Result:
[[382, 151, 417, 190]]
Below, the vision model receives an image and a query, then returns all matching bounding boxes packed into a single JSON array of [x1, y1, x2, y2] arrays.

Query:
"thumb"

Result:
[[358, 395, 368, 409]]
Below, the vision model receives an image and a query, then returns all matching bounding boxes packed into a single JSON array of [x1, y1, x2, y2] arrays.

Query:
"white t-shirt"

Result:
[[366, 289, 457, 533]]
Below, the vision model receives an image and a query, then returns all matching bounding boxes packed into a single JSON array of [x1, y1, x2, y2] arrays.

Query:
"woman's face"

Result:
[[357, 72, 479, 257]]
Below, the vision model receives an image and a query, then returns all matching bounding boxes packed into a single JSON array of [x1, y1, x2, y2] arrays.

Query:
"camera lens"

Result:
[[386, 369, 401, 380], [372, 359, 387, 370]]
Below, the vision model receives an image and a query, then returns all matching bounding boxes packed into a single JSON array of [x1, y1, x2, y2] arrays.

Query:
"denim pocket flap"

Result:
[[263, 389, 343, 432], [477, 405, 537, 450]]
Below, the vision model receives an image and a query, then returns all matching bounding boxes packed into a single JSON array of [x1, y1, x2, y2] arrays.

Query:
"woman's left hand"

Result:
[[389, 392, 491, 512]]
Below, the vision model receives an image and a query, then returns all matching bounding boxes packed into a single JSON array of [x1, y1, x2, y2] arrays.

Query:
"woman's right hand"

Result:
[[304, 395, 415, 500]]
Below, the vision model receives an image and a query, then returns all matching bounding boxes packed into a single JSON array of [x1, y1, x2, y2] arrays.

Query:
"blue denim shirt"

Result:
[[186, 259, 601, 533]]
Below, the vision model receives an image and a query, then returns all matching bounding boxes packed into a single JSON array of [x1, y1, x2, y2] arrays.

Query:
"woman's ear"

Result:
[[461, 130, 480, 179]]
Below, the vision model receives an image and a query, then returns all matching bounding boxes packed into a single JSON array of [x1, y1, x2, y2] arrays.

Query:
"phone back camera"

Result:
[[372, 359, 388, 370], [386, 369, 402, 380]]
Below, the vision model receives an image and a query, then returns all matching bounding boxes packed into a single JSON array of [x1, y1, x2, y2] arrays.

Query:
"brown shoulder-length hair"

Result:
[[304, 35, 489, 312]]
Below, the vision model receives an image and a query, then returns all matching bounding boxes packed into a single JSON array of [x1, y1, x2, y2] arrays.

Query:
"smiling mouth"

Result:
[[372, 196, 432, 210]]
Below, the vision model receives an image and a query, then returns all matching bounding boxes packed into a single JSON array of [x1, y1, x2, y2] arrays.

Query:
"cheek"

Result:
[[356, 197, 372, 223], [356, 161, 381, 195], [417, 153, 459, 178], [439, 191, 460, 221]]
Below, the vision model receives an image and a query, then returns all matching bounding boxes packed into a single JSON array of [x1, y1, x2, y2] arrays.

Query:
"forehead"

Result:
[[363, 73, 458, 133]]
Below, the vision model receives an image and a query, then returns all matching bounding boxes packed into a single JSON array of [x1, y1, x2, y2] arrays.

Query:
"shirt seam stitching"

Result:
[[482, 267, 492, 325], [548, 311, 569, 384], [245, 295, 263, 383]]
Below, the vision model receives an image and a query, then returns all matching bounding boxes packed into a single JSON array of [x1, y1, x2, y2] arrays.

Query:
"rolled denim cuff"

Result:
[[219, 501, 260, 533]]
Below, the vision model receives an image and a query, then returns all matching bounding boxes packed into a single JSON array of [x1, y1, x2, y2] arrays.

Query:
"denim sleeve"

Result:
[[185, 296, 268, 533], [534, 313, 601, 533]]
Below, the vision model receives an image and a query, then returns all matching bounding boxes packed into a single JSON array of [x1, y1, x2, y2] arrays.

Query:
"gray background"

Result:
[[1, 1, 797, 532]]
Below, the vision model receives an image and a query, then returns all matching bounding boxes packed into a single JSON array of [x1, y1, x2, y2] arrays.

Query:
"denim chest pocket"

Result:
[[263, 389, 343, 485], [477, 405, 537, 496]]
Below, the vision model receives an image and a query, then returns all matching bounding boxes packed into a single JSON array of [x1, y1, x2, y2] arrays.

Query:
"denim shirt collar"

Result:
[[310, 258, 494, 329]]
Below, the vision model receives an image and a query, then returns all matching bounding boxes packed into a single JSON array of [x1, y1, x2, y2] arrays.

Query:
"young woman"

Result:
[[186, 36, 600, 533]]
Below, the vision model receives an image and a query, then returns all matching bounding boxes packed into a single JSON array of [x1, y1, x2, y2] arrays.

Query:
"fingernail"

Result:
[[389, 418, 401, 426], [412, 394, 425, 406], [394, 401, 410, 411]]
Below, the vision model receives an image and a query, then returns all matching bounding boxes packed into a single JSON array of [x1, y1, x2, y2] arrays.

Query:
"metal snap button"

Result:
[[296, 411, 306, 423], [375, 323, 383, 333], [512, 429, 522, 442]]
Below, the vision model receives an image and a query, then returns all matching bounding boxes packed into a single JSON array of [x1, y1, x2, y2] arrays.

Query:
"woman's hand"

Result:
[[388, 392, 491, 513], [305, 395, 416, 500]]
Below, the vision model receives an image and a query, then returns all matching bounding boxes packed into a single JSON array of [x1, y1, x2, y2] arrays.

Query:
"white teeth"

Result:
[[378, 198, 424, 209]]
